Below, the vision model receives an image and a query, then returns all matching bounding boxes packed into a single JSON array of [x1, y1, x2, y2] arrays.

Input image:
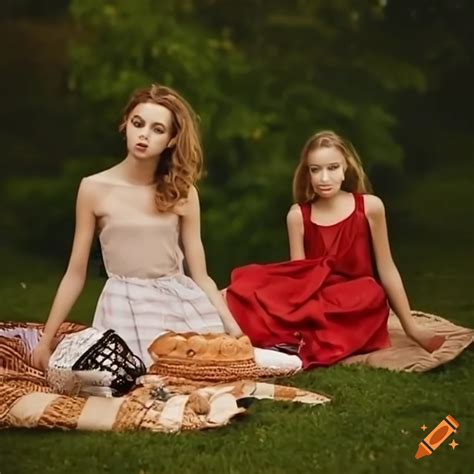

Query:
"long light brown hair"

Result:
[[119, 84, 203, 212], [292, 130, 372, 203]]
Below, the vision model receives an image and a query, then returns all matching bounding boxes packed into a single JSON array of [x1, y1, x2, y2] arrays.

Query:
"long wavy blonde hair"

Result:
[[292, 130, 372, 203], [119, 84, 203, 212]]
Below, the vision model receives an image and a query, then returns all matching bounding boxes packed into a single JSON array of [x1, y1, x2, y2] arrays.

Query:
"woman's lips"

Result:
[[135, 143, 148, 151]]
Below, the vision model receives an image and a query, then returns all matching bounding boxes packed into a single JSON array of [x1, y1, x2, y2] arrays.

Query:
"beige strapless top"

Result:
[[88, 179, 183, 279]]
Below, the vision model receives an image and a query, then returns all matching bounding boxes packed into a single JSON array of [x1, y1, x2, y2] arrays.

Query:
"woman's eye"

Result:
[[132, 120, 142, 127], [153, 127, 163, 134], [329, 164, 340, 170]]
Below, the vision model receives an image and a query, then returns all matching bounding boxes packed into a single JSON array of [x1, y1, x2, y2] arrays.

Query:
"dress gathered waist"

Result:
[[107, 272, 184, 284]]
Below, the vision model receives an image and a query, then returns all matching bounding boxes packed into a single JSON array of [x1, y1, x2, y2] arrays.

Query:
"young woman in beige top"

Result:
[[31, 84, 245, 368]]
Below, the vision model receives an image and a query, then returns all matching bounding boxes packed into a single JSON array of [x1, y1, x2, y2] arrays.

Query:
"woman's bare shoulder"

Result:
[[173, 185, 198, 216], [78, 168, 121, 206], [287, 203, 303, 222], [83, 166, 122, 186], [363, 194, 385, 219]]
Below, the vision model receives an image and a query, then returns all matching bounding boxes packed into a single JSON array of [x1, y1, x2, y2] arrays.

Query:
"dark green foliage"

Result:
[[0, 0, 472, 275]]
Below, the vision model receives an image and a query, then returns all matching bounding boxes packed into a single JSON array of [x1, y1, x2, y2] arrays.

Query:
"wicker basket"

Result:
[[72, 330, 146, 396]]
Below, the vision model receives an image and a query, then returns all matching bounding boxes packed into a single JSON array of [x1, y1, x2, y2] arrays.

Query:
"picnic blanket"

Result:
[[0, 322, 330, 433], [341, 310, 473, 372]]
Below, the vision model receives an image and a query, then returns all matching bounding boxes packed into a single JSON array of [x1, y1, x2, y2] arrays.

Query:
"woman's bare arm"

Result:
[[287, 204, 306, 260], [365, 194, 444, 352], [180, 186, 243, 337], [32, 178, 97, 368]]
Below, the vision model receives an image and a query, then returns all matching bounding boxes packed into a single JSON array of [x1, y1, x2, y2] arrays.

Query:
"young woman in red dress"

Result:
[[225, 131, 445, 369]]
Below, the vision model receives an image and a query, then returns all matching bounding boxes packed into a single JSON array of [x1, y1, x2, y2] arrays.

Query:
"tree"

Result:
[[65, 0, 430, 281]]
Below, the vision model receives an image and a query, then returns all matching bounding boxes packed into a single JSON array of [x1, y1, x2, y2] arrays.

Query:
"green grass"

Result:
[[0, 240, 473, 474]]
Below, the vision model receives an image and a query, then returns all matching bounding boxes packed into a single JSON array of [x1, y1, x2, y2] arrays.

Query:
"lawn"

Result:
[[0, 239, 472, 474]]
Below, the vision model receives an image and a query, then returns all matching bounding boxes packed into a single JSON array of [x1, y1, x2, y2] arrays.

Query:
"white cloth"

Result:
[[253, 347, 303, 371], [0, 327, 41, 353]]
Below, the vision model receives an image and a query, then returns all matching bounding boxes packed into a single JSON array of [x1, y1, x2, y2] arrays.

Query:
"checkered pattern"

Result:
[[92, 274, 225, 366]]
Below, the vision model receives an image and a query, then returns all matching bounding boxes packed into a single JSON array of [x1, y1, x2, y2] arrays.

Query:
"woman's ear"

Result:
[[168, 137, 177, 148]]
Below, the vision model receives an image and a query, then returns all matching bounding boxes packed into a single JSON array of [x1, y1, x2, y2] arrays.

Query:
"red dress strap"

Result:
[[298, 202, 311, 224], [353, 193, 365, 215], [298, 202, 313, 256], [298, 202, 312, 232]]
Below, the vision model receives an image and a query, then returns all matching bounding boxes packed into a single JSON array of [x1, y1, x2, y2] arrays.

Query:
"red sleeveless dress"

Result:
[[226, 193, 390, 368]]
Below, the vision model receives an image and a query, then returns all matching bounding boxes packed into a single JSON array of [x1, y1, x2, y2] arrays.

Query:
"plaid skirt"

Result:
[[92, 274, 225, 367]]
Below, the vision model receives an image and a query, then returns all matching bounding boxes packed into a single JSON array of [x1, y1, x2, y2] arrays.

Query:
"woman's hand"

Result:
[[31, 342, 52, 371], [180, 186, 245, 340], [405, 325, 446, 353], [223, 320, 244, 338]]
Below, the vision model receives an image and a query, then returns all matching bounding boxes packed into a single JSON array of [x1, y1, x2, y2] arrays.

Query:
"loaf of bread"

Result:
[[148, 332, 254, 363]]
